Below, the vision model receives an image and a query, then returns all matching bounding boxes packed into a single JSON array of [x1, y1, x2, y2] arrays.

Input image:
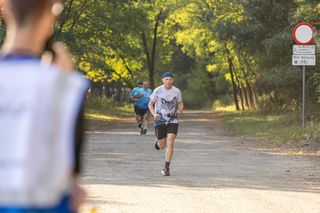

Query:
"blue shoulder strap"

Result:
[[0, 54, 39, 61]]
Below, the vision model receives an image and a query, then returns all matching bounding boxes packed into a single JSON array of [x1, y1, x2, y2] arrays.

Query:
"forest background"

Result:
[[1, 0, 320, 146]]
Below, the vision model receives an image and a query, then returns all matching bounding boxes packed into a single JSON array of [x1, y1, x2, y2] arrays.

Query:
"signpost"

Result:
[[293, 45, 315, 55], [293, 23, 315, 45], [292, 54, 316, 66], [292, 23, 316, 128]]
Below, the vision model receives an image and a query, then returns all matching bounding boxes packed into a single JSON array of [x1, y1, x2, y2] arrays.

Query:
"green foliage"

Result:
[[53, 0, 145, 85], [0, 21, 5, 45], [183, 63, 210, 109], [1, 0, 319, 116], [220, 110, 293, 137], [170, 45, 195, 91]]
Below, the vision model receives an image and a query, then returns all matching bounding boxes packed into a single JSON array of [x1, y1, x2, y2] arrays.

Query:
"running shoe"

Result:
[[154, 139, 160, 150], [161, 167, 170, 176], [138, 121, 142, 128], [142, 129, 147, 135]]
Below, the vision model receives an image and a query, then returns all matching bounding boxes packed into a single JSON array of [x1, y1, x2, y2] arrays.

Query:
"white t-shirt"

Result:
[[150, 85, 182, 125]]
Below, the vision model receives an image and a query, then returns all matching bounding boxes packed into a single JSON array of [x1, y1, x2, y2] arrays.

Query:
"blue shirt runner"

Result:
[[132, 87, 152, 109]]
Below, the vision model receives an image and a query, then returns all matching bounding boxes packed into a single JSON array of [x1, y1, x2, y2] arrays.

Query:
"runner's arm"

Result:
[[177, 89, 184, 113], [178, 102, 184, 113], [148, 100, 156, 117], [148, 100, 160, 120]]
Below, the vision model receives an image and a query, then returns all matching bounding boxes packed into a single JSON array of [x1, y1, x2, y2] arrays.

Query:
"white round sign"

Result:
[[293, 23, 315, 45]]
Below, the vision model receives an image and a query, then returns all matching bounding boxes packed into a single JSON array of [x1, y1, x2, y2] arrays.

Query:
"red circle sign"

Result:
[[293, 23, 315, 45]]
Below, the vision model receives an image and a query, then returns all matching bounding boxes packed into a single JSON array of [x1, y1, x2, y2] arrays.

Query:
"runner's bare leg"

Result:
[[157, 138, 166, 149], [142, 112, 149, 129], [165, 133, 176, 162]]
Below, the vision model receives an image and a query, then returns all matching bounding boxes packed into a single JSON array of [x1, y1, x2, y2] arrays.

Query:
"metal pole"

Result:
[[302, 65, 305, 128]]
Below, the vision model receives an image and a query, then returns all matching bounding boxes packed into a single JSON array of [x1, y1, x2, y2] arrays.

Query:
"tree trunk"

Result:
[[54, 0, 75, 37], [141, 32, 154, 87], [251, 85, 258, 108], [246, 81, 255, 109], [236, 80, 245, 110], [140, 11, 162, 89], [226, 54, 240, 110], [242, 57, 257, 108], [229, 65, 240, 110], [230, 61, 245, 110], [229, 50, 244, 110], [237, 56, 254, 109], [242, 84, 250, 109]]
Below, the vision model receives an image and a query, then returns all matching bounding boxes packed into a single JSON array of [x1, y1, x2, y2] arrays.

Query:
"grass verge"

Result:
[[216, 106, 320, 147], [84, 98, 134, 131], [85, 98, 133, 120]]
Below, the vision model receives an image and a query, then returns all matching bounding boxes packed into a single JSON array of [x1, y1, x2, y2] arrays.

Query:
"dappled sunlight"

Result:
[[178, 132, 202, 136], [176, 139, 234, 145], [253, 149, 320, 157], [180, 118, 213, 122], [86, 131, 141, 135], [214, 105, 237, 112], [86, 113, 119, 121]]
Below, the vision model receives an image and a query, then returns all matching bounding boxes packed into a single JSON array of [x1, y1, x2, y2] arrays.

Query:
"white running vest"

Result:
[[0, 60, 89, 207]]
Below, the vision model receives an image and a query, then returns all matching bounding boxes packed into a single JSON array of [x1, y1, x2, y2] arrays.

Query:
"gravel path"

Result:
[[80, 111, 320, 213]]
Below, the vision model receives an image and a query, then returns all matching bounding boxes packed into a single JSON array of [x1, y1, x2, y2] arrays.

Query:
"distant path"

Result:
[[80, 111, 320, 213]]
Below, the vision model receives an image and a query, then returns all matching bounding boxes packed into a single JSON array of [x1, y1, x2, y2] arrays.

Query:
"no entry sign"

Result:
[[293, 23, 315, 45]]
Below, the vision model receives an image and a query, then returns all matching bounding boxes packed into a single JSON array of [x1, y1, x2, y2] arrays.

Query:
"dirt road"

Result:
[[80, 111, 320, 213]]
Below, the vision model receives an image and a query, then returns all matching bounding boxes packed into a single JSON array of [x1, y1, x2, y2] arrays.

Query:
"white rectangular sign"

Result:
[[292, 55, 316, 66], [293, 45, 315, 55]]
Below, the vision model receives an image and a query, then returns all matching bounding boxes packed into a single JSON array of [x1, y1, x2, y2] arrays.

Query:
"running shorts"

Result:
[[155, 123, 178, 140]]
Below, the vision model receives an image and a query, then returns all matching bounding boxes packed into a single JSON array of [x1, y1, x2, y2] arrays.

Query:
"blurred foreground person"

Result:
[[0, 0, 88, 212]]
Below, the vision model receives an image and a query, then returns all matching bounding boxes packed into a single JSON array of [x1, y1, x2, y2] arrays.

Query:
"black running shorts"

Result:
[[136, 108, 149, 116], [155, 123, 178, 140], [134, 106, 139, 114]]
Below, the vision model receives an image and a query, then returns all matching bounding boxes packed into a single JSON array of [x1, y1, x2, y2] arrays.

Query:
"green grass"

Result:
[[216, 107, 320, 145], [84, 97, 134, 131], [85, 97, 133, 121], [269, 121, 320, 145], [219, 110, 290, 137]]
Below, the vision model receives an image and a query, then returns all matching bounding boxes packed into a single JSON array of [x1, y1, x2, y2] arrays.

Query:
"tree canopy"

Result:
[[1, 0, 319, 112]]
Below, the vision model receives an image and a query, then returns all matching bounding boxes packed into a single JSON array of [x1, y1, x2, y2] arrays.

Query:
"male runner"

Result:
[[135, 81, 152, 135], [131, 80, 143, 128], [148, 72, 184, 176]]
